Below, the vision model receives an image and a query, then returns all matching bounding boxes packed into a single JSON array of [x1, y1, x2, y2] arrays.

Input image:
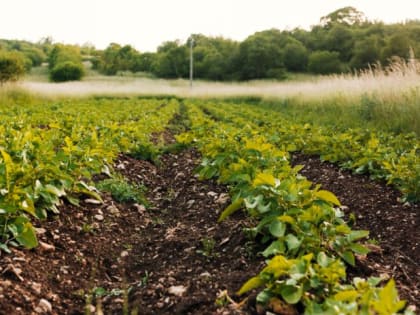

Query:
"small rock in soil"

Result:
[[84, 198, 102, 205], [39, 241, 55, 252], [168, 285, 187, 296], [35, 298, 52, 313], [94, 214, 104, 221]]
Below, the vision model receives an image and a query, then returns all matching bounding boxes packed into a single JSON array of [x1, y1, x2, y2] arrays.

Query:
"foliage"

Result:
[[50, 61, 85, 82], [283, 41, 309, 72], [48, 44, 85, 81], [4, 7, 420, 80], [308, 51, 343, 74], [0, 51, 26, 85], [93, 43, 141, 75], [176, 99, 417, 313], [48, 44, 82, 70], [320, 6, 367, 28], [0, 97, 178, 250], [97, 177, 146, 204]]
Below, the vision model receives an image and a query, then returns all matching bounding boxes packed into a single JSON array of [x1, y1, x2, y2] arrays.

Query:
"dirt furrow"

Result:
[[116, 149, 262, 314]]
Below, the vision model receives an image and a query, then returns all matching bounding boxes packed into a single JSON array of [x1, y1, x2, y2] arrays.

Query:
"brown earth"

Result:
[[0, 138, 418, 314], [0, 144, 263, 315]]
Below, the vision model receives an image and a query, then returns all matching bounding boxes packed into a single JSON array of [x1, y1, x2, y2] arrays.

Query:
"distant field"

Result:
[[21, 65, 420, 100]]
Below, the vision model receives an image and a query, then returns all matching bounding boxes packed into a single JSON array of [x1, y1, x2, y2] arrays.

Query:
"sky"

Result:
[[1, 0, 419, 52]]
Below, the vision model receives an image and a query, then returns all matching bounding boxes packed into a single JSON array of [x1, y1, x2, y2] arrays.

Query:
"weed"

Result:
[[97, 177, 147, 204], [196, 237, 219, 259]]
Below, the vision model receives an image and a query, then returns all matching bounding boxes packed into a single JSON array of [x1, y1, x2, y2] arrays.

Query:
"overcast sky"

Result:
[[1, 0, 419, 52]]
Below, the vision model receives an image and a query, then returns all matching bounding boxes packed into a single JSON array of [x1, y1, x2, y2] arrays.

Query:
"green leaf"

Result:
[[263, 240, 286, 257], [285, 234, 301, 251], [218, 198, 243, 222], [237, 276, 264, 295], [349, 243, 370, 255], [317, 252, 330, 267], [269, 220, 286, 238], [280, 285, 303, 304], [340, 250, 355, 266], [315, 190, 341, 206], [348, 230, 369, 242], [256, 289, 273, 305], [0, 243, 11, 253], [13, 217, 38, 249]]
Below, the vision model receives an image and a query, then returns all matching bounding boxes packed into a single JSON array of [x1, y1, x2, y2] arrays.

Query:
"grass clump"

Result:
[[97, 177, 147, 204]]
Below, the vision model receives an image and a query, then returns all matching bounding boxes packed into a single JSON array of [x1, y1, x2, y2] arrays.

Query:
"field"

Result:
[[0, 71, 419, 314]]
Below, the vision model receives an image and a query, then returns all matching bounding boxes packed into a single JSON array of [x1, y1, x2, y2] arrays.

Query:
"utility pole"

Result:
[[189, 36, 194, 89]]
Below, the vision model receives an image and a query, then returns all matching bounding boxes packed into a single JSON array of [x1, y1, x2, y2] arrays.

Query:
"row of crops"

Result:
[[0, 97, 417, 314], [0, 98, 178, 251], [176, 100, 418, 314]]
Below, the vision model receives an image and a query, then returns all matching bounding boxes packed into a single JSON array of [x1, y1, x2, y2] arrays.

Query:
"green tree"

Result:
[[48, 44, 82, 69], [236, 29, 286, 80], [325, 24, 355, 62], [320, 6, 366, 28], [190, 34, 239, 80], [308, 50, 343, 74], [131, 52, 157, 73], [381, 33, 411, 64], [152, 41, 188, 78], [283, 40, 309, 72], [350, 35, 381, 69], [0, 51, 26, 85]]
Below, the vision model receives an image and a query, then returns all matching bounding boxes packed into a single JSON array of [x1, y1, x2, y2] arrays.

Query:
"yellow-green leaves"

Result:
[[0, 98, 180, 251], [253, 173, 277, 187], [315, 190, 341, 206], [218, 198, 243, 222], [237, 276, 264, 295], [372, 279, 406, 315], [1, 149, 13, 191]]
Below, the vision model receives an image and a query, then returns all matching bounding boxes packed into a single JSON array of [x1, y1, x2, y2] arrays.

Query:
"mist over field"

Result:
[[21, 66, 420, 101]]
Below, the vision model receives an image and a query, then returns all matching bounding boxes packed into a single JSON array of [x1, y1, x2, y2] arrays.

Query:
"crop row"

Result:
[[177, 101, 413, 314], [0, 98, 178, 251], [196, 100, 419, 203]]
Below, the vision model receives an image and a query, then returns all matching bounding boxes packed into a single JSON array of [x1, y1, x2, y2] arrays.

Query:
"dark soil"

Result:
[[292, 153, 419, 310], [0, 137, 418, 314], [0, 143, 262, 314]]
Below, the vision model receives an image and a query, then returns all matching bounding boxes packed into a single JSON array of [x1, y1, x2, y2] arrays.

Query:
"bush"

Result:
[[308, 51, 343, 74], [50, 61, 84, 82], [0, 51, 26, 85]]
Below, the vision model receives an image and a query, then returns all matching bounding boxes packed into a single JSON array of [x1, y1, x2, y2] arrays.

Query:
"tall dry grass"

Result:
[[19, 57, 420, 101]]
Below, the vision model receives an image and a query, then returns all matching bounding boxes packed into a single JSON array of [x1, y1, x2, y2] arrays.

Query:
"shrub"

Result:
[[50, 61, 84, 82], [0, 51, 26, 85]]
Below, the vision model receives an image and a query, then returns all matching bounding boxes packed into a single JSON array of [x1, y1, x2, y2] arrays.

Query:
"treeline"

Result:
[[91, 7, 420, 80], [0, 37, 89, 82], [1, 7, 420, 82]]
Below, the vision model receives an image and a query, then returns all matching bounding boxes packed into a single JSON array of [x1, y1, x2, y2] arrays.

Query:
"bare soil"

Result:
[[0, 139, 418, 314]]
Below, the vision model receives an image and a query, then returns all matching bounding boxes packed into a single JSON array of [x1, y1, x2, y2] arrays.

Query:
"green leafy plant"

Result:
[[196, 237, 219, 259], [97, 177, 146, 204]]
